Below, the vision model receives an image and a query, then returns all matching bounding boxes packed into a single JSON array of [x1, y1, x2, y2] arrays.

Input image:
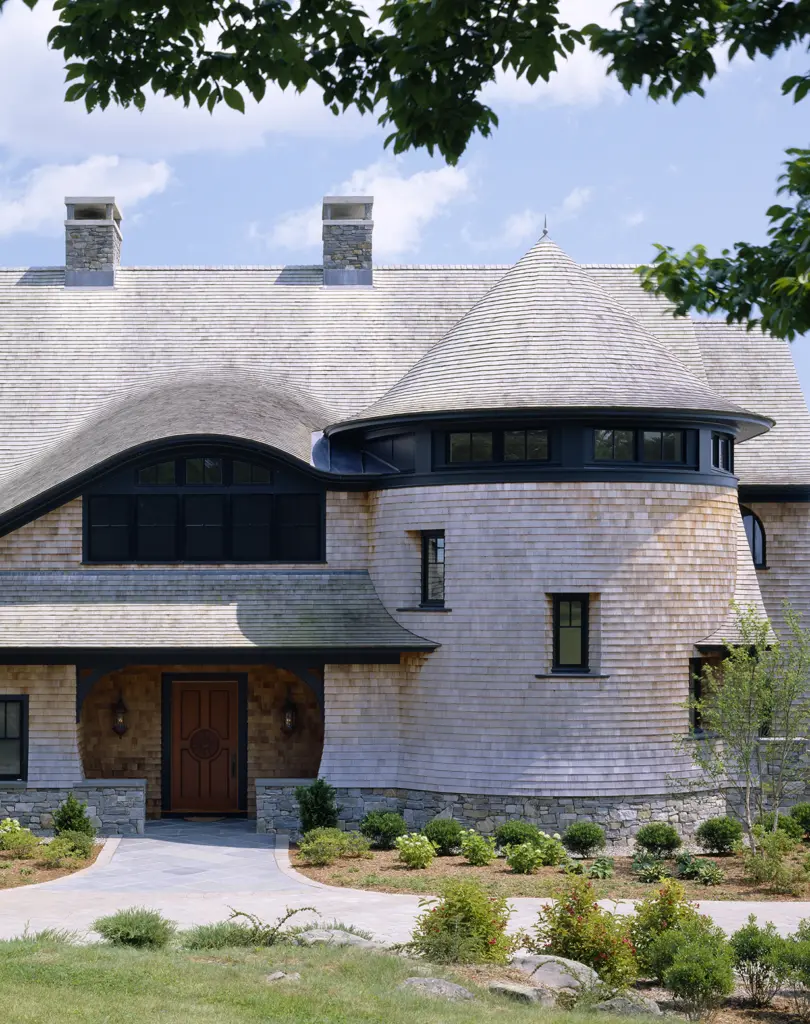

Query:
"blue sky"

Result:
[[1, 0, 809, 395]]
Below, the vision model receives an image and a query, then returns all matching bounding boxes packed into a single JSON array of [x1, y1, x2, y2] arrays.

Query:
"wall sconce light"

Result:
[[112, 694, 128, 738], [281, 693, 298, 735]]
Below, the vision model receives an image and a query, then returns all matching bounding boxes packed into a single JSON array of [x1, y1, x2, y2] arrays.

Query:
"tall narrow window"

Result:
[[421, 531, 446, 606], [0, 697, 27, 780], [88, 495, 130, 561], [712, 433, 733, 471], [741, 506, 766, 568], [276, 494, 322, 561], [184, 494, 225, 560], [552, 595, 589, 672], [594, 429, 634, 461], [136, 495, 178, 561], [689, 657, 705, 733]]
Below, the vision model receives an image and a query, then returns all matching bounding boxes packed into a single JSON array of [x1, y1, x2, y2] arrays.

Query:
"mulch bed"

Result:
[[0, 843, 101, 889], [292, 847, 810, 901]]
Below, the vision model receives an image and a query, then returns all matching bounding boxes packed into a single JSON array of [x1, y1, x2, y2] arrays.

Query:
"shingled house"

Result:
[[0, 193, 804, 840]]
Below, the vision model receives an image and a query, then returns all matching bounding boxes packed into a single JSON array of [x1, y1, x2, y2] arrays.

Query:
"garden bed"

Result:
[[292, 847, 810, 901], [0, 842, 101, 889]]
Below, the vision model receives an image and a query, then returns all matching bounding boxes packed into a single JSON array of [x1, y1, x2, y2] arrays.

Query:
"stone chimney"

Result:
[[64, 197, 122, 287], [322, 196, 373, 286]]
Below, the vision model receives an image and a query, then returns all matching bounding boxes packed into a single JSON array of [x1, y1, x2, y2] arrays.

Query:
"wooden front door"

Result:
[[169, 678, 241, 813]]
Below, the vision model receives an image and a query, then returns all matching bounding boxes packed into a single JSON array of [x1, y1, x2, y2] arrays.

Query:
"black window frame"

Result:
[[0, 696, 28, 781], [689, 657, 704, 734], [503, 428, 550, 463], [421, 530, 446, 607], [593, 428, 636, 462], [84, 453, 324, 565], [447, 431, 495, 465], [641, 429, 686, 464], [712, 433, 734, 472], [552, 594, 589, 673], [741, 506, 767, 569]]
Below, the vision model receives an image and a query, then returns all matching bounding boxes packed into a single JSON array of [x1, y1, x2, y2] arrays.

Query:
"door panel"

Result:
[[170, 679, 240, 813]]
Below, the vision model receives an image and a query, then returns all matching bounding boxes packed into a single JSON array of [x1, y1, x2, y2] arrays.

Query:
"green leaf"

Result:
[[222, 87, 245, 112]]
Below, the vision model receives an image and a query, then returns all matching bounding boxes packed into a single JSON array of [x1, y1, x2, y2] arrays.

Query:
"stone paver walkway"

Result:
[[0, 821, 809, 942]]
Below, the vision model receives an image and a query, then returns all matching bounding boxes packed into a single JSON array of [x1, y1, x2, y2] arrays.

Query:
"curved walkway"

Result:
[[0, 821, 808, 942]]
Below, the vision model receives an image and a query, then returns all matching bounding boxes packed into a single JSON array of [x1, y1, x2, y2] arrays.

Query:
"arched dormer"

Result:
[[740, 505, 766, 569], [84, 442, 324, 564]]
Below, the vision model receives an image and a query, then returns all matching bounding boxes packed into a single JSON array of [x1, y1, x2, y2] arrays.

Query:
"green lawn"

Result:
[[0, 935, 635, 1024]]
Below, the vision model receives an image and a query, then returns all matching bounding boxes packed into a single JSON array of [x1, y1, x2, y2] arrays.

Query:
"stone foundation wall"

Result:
[[256, 782, 726, 846], [0, 780, 145, 835]]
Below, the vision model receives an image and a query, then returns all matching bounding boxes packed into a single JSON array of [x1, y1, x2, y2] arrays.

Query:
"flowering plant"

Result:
[[408, 879, 517, 963], [460, 829, 497, 866], [395, 832, 437, 869]]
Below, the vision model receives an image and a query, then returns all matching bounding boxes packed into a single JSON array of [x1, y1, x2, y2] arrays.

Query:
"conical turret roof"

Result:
[[336, 237, 764, 433]]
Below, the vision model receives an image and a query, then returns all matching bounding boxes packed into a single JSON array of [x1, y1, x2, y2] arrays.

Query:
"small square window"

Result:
[[186, 457, 223, 485], [233, 460, 272, 485], [642, 430, 684, 463], [552, 595, 589, 672], [448, 432, 493, 463], [421, 531, 445, 606], [594, 429, 635, 461], [504, 429, 549, 462], [137, 461, 176, 485]]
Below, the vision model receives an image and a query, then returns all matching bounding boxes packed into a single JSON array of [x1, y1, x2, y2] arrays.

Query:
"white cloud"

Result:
[[0, 155, 170, 236], [623, 210, 645, 228], [473, 186, 594, 251], [256, 160, 472, 259], [0, 0, 372, 160]]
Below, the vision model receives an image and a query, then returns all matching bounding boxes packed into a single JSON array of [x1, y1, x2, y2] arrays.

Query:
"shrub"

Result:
[[646, 916, 726, 986], [760, 811, 805, 841], [40, 830, 94, 867], [298, 828, 370, 866], [295, 778, 339, 834], [504, 842, 544, 874], [409, 879, 516, 964], [730, 914, 787, 1006], [629, 879, 701, 976], [422, 818, 464, 856], [0, 818, 23, 836], [663, 930, 735, 1021], [775, 936, 810, 1021], [181, 921, 257, 949], [359, 810, 407, 850], [635, 822, 682, 858], [493, 820, 541, 849], [695, 816, 743, 855], [460, 829, 497, 866], [588, 856, 615, 879], [395, 833, 436, 869], [745, 826, 807, 895], [562, 821, 606, 858], [674, 851, 725, 886], [530, 875, 638, 989], [53, 830, 93, 859], [53, 793, 96, 838], [792, 803, 810, 837], [632, 852, 670, 883], [535, 831, 568, 866], [225, 907, 316, 946], [93, 907, 176, 949], [1, 829, 40, 858]]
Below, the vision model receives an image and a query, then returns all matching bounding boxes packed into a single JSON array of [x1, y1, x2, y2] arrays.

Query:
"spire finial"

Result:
[[541, 215, 548, 238]]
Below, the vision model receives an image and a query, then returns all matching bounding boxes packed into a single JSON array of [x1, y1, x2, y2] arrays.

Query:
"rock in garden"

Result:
[[511, 954, 600, 993], [399, 977, 474, 1001], [486, 981, 556, 1006], [265, 971, 301, 983], [594, 995, 661, 1016], [295, 928, 387, 949]]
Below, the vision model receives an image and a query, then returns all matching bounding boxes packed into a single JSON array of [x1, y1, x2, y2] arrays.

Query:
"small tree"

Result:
[[294, 778, 339, 834], [682, 604, 810, 851]]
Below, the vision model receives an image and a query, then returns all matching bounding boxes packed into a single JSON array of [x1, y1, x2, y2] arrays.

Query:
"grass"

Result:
[[294, 847, 810, 901], [0, 935, 641, 1024]]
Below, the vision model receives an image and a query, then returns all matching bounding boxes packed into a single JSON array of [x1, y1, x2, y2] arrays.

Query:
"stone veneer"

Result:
[[66, 222, 121, 273], [0, 779, 145, 835], [255, 780, 726, 846]]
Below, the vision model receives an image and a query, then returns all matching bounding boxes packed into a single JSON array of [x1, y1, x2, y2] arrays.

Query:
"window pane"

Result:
[[504, 431, 526, 461], [662, 431, 683, 462], [470, 432, 493, 461], [186, 458, 204, 484], [614, 430, 634, 460], [276, 494, 322, 561], [527, 430, 549, 461], [0, 739, 20, 776], [89, 496, 130, 561], [233, 461, 272, 485], [137, 495, 177, 561], [231, 495, 272, 560], [594, 430, 613, 460], [569, 600, 582, 627], [422, 533, 445, 604], [392, 435, 415, 472], [185, 457, 222, 484], [559, 628, 582, 666], [137, 461, 176, 485], [4, 702, 20, 740], [184, 495, 225, 561], [232, 460, 251, 484], [448, 433, 471, 463], [643, 431, 662, 461]]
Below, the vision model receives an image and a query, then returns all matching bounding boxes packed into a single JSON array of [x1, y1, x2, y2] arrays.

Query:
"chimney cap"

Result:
[[64, 197, 122, 223], [323, 195, 373, 204]]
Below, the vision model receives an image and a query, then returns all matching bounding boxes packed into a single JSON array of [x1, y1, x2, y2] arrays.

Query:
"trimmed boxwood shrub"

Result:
[[359, 810, 407, 849], [422, 818, 464, 855], [790, 803, 810, 836], [695, 816, 743, 855], [635, 822, 682, 858], [760, 811, 805, 841], [493, 820, 541, 849], [562, 821, 606, 858]]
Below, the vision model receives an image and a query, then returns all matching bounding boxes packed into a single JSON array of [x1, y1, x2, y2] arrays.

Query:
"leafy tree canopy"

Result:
[[2, 0, 809, 338]]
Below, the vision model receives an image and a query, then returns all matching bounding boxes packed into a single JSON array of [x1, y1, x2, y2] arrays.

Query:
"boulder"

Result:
[[511, 954, 600, 994], [294, 928, 388, 950], [399, 977, 474, 1001], [486, 981, 556, 1006], [594, 995, 661, 1016], [265, 971, 301, 983]]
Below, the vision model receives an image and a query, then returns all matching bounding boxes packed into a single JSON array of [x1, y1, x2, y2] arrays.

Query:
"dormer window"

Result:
[[85, 453, 323, 564]]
